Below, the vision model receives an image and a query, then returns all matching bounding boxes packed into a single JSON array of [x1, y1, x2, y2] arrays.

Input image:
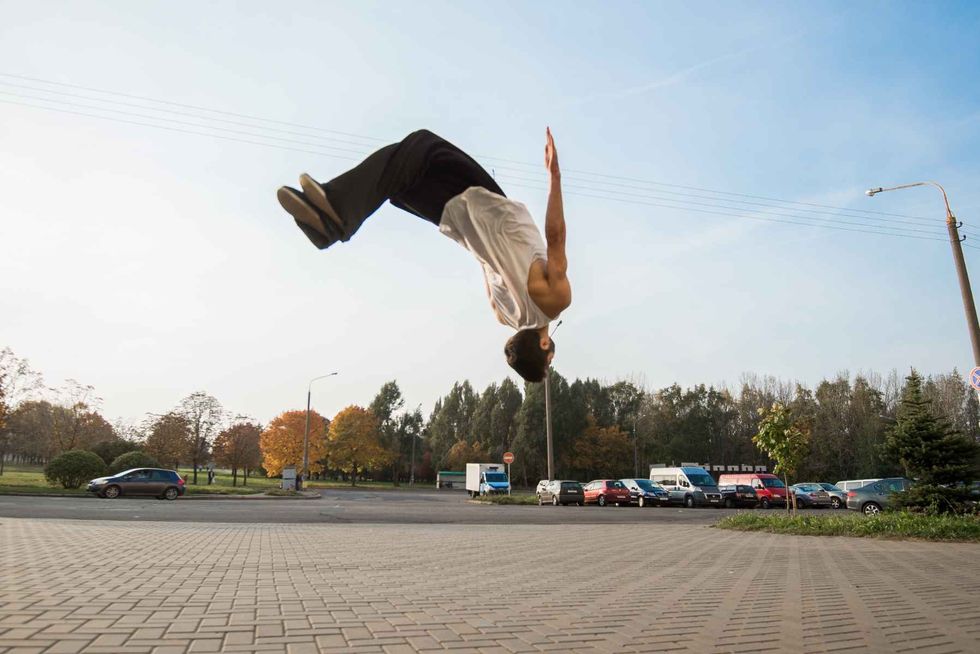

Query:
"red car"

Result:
[[583, 479, 631, 506]]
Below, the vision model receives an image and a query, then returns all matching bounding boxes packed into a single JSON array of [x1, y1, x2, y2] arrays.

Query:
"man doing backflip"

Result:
[[276, 128, 570, 382]]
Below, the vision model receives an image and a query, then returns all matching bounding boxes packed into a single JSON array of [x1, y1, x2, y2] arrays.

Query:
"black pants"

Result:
[[321, 129, 505, 244]]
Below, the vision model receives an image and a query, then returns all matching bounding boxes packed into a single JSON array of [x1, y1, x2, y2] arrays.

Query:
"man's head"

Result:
[[504, 328, 555, 383]]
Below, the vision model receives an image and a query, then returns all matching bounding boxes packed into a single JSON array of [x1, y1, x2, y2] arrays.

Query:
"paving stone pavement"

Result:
[[1, 518, 978, 654]]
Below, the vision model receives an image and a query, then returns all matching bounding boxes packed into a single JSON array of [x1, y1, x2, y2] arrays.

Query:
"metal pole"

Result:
[[633, 416, 639, 478], [409, 433, 416, 486], [545, 368, 554, 481], [301, 389, 311, 491]]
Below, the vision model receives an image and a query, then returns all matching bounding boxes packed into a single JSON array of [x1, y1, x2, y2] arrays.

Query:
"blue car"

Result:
[[620, 478, 671, 507]]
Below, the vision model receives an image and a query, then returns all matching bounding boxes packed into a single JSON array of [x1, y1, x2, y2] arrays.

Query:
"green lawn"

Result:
[[0, 464, 275, 496], [717, 511, 980, 542], [472, 493, 538, 505]]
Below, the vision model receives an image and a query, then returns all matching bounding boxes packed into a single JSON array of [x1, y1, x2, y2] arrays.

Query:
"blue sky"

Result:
[[2, 1, 979, 425]]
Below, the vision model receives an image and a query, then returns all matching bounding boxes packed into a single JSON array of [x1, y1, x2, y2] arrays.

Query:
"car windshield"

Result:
[[608, 481, 625, 489], [686, 473, 716, 487], [795, 484, 819, 491], [484, 473, 508, 482], [762, 477, 785, 488], [633, 479, 656, 490], [819, 483, 841, 492]]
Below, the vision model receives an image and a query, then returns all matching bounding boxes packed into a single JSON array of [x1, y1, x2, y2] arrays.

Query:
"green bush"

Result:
[[44, 450, 107, 489], [108, 450, 161, 474], [89, 439, 140, 466]]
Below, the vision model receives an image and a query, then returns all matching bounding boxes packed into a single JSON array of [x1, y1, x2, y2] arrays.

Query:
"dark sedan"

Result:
[[620, 478, 670, 507], [88, 468, 186, 500], [719, 484, 758, 508]]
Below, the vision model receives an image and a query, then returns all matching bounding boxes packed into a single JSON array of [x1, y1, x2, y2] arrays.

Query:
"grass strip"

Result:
[[717, 511, 980, 542], [473, 494, 539, 505]]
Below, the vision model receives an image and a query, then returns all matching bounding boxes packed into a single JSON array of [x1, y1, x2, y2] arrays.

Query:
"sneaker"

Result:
[[299, 173, 345, 233], [277, 186, 342, 247]]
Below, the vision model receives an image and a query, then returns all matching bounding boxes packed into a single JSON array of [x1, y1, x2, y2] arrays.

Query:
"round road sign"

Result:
[[970, 367, 980, 391], [502, 451, 515, 464]]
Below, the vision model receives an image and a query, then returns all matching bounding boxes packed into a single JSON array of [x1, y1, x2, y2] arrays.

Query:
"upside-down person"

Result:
[[277, 128, 570, 382]]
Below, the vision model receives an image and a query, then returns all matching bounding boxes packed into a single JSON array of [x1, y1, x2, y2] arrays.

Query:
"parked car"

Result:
[[835, 478, 881, 492], [87, 468, 185, 500], [817, 482, 848, 509], [620, 478, 670, 507], [719, 484, 758, 508], [650, 466, 723, 507], [789, 483, 832, 509], [535, 479, 551, 496], [538, 480, 584, 506], [583, 479, 631, 506], [846, 477, 913, 515], [717, 472, 787, 508]]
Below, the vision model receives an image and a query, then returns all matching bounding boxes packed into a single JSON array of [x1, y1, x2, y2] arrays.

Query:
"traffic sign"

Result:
[[971, 367, 980, 391], [503, 451, 515, 464]]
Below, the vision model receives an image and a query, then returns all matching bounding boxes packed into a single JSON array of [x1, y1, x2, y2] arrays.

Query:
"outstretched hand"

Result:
[[544, 127, 560, 178]]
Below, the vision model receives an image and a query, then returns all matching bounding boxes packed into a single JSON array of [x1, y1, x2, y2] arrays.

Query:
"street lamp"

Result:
[[866, 181, 980, 367], [544, 320, 562, 481], [301, 372, 338, 490]]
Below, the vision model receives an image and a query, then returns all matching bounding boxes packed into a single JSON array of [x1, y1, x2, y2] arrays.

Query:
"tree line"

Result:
[[2, 345, 978, 487]]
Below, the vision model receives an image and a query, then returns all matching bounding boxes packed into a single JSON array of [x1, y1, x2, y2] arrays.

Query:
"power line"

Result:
[[0, 73, 940, 224], [2, 80, 975, 249]]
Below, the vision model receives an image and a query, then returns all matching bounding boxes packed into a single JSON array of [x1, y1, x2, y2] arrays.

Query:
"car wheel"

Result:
[[863, 502, 882, 517], [552, 495, 559, 506], [103, 485, 121, 499], [831, 497, 842, 509], [724, 498, 734, 509], [760, 498, 771, 509], [684, 495, 695, 508], [163, 487, 179, 501], [598, 495, 607, 507], [638, 496, 646, 508]]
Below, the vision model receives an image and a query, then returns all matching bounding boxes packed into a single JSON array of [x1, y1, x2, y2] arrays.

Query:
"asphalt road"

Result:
[[0, 489, 838, 524]]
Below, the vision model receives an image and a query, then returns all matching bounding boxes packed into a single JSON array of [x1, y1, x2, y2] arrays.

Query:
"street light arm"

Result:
[[308, 371, 339, 393], [866, 181, 953, 220]]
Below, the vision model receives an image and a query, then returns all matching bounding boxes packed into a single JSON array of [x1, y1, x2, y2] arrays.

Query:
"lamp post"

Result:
[[301, 372, 338, 490], [866, 182, 980, 367], [543, 320, 562, 482]]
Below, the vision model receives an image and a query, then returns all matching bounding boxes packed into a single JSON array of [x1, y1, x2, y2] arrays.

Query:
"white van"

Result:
[[649, 466, 723, 508], [835, 478, 880, 491]]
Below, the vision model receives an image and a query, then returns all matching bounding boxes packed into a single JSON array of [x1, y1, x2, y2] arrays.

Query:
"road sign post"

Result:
[[503, 451, 515, 495]]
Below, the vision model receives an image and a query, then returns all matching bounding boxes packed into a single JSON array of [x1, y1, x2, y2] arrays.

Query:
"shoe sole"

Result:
[[277, 186, 330, 240], [299, 173, 345, 231]]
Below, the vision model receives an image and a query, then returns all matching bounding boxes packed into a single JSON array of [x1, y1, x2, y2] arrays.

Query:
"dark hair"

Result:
[[504, 329, 555, 383]]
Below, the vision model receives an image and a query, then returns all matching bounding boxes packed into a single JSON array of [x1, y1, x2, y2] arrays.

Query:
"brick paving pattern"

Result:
[[1, 518, 978, 653]]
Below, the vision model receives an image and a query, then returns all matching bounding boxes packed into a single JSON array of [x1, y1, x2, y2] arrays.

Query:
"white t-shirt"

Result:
[[439, 186, 554, 330]]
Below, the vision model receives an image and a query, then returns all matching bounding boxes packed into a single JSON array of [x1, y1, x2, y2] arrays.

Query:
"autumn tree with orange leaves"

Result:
[[328, 406, 391, 486], [260, 410, 328, 477], [213, 420, 262, 486]]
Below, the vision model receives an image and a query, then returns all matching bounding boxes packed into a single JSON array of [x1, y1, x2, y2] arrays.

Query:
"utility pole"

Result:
[[633, 416, 639, 478], [867, 182, 980, 369]]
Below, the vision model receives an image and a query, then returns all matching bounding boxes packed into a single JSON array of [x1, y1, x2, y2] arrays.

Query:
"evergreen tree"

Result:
[[882, 370, 979, 486]]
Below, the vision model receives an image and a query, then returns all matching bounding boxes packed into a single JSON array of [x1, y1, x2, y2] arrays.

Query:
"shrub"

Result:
[[89, 439, 140, 466], [891, 485, 978, 516], [44, 450, 107, 489], [108, 450, 161, 475]]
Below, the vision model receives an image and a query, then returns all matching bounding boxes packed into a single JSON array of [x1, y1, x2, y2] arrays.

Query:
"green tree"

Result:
[[144, 412, 193, 470], [369, 380, 405, 483], [89, 439, 141, 466], [882, 370, 979, 486], [753, 402, 811, 513], [426, 381, 478, 469]]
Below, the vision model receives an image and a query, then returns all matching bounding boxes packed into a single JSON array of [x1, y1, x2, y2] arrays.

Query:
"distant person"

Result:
[[277, 128, 570, 382]]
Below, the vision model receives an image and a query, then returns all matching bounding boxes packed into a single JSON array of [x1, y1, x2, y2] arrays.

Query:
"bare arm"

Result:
[[543, 128, 571, 308]]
